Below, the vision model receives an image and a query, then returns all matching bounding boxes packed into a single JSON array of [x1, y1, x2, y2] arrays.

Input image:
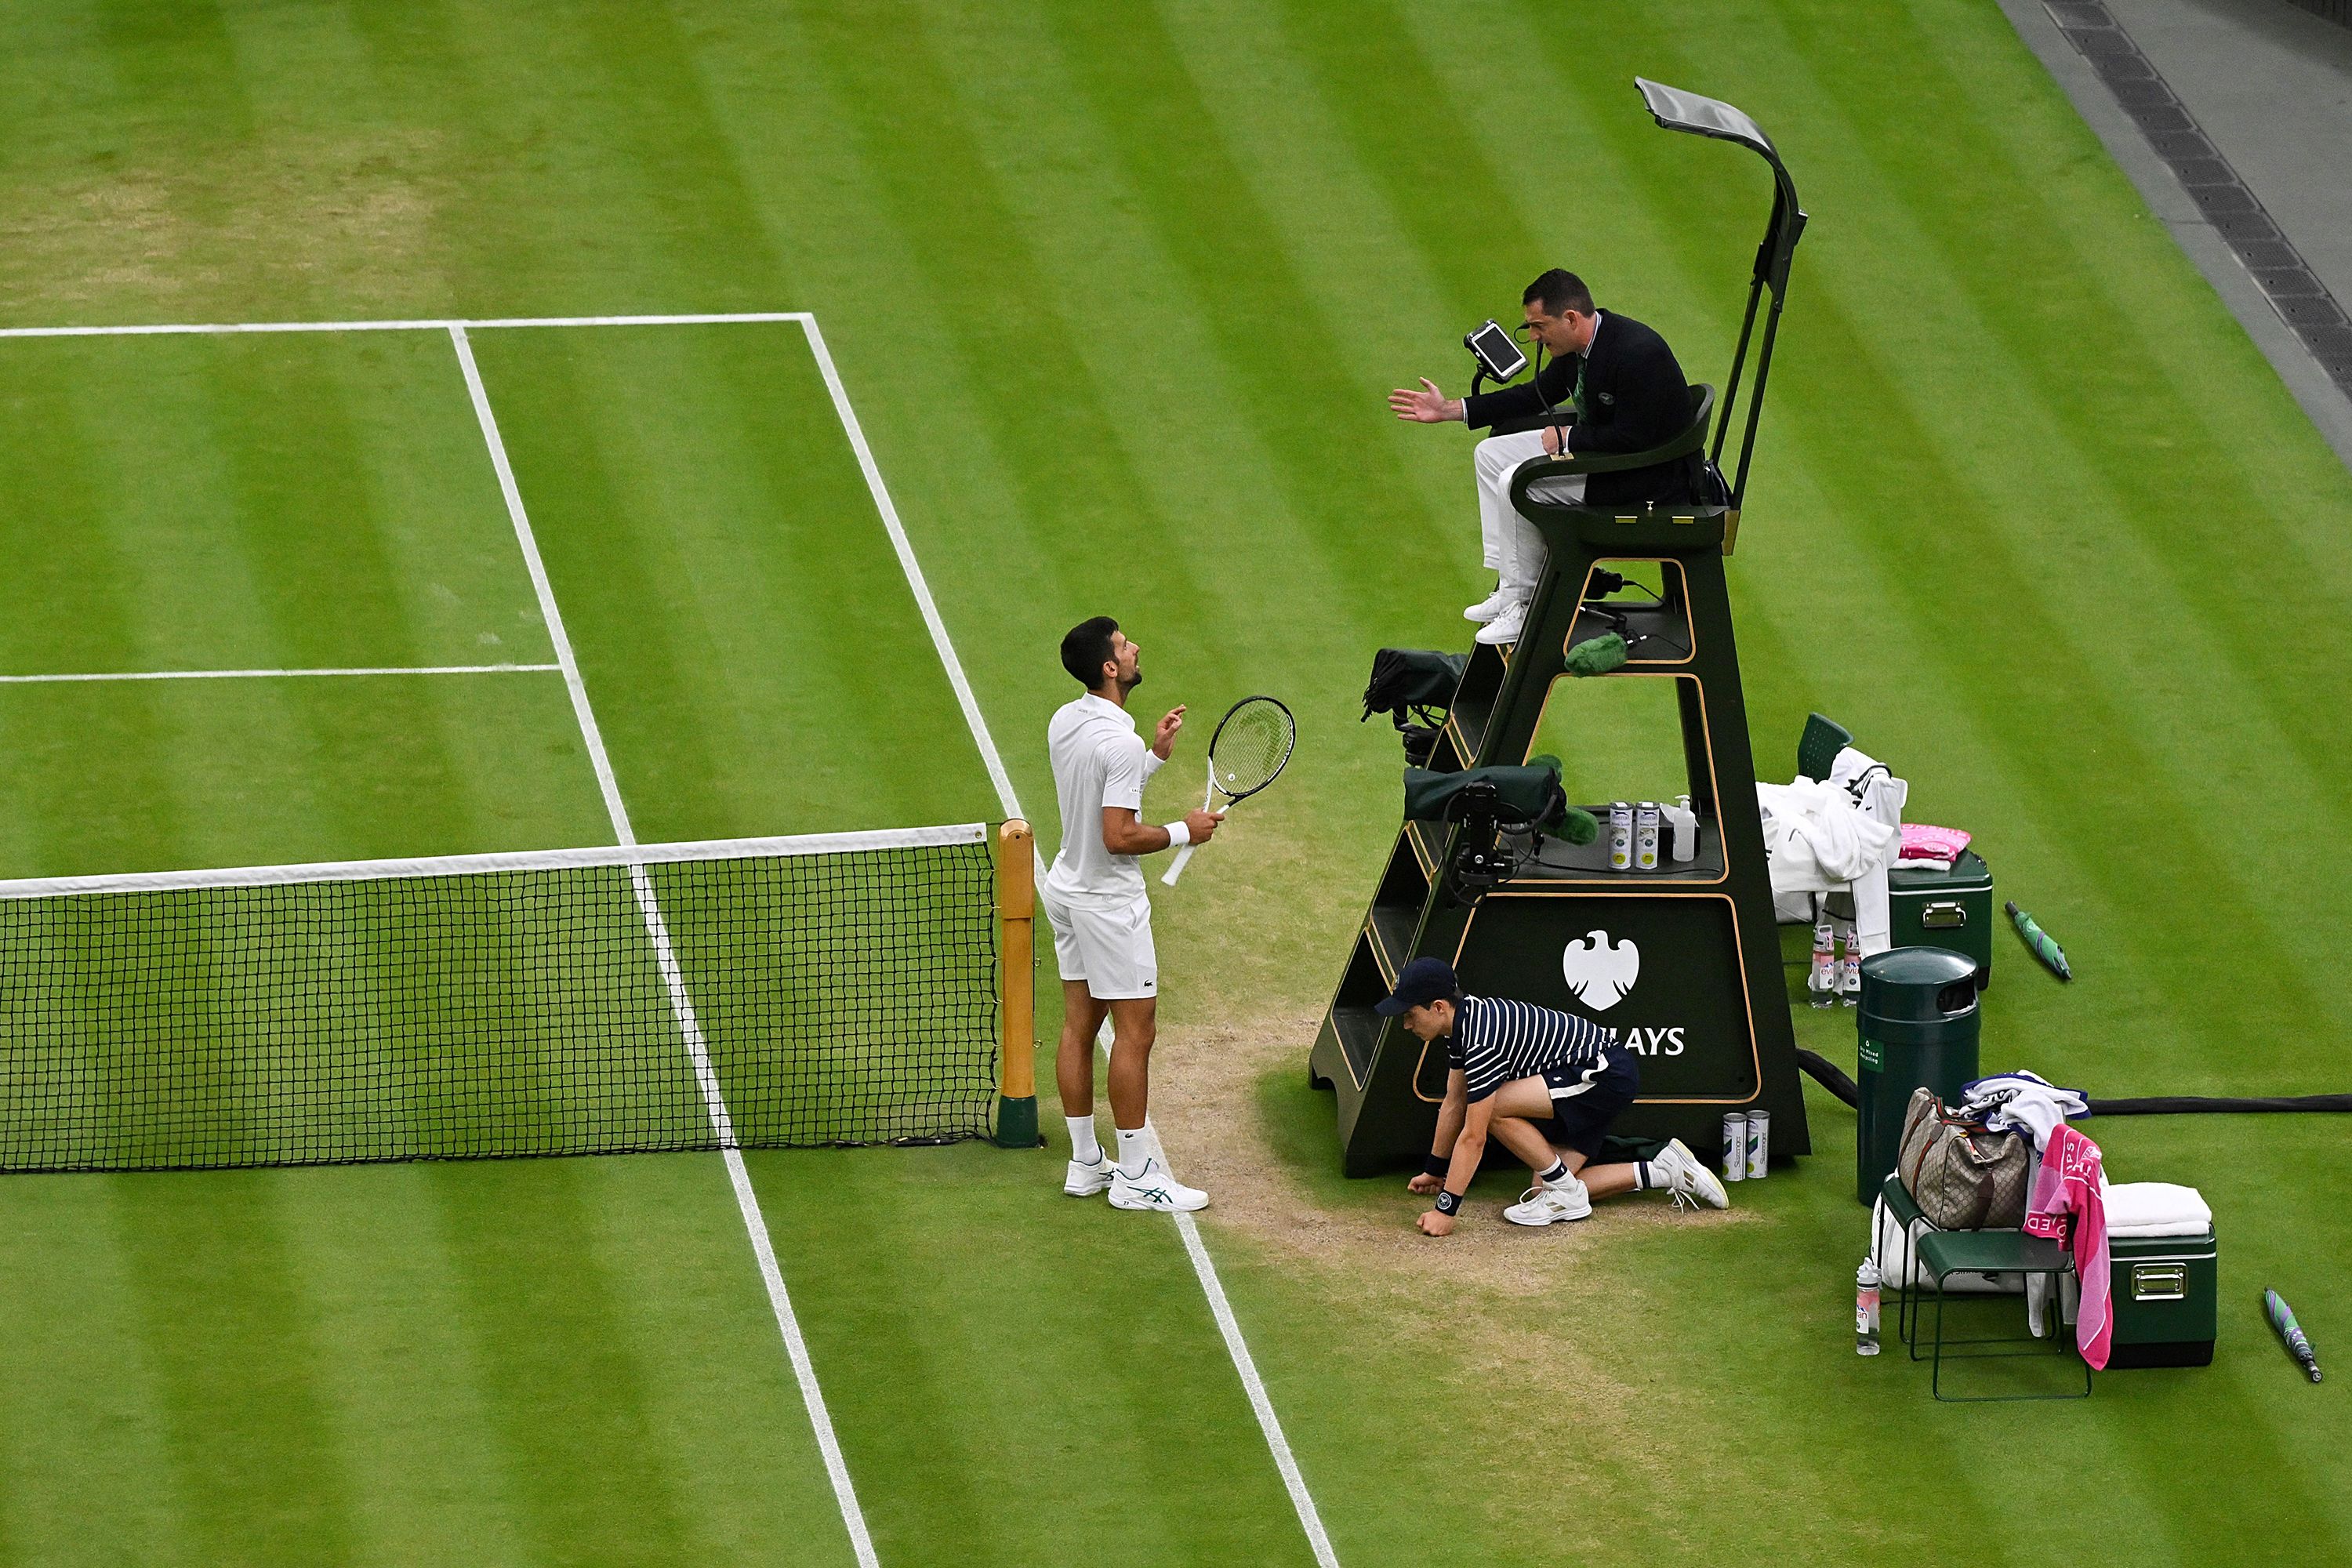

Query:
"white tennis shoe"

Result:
[[1464, 589, 1513, 624], [1503, 1173, 1593, 1226], [1654, 1138, 1730, 1210], [1109, 1158, 1209, 1213], [1063, 1151, 1116, 1197], [1475, 600, 1528, 645]]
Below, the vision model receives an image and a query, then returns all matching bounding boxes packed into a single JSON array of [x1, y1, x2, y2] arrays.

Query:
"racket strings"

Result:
[[1210, 703, 1293, 795]]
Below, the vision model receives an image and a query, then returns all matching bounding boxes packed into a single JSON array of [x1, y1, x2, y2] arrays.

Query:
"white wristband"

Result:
[[1163, 820, 1191, 849]]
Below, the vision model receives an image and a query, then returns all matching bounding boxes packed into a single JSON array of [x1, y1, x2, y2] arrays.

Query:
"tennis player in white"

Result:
[[1045, 616, 1222, 1213]]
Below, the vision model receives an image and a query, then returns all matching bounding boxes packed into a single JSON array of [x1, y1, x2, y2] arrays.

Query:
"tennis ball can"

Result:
[[1608, 803, 1634, 870], [1721, 1112, 1748, 1181]]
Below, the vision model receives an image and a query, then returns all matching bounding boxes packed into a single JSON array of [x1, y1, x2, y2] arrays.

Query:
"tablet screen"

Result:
[[1465, 321, 1527, 382]]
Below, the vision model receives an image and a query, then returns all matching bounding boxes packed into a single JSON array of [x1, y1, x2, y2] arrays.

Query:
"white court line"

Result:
[[0, 312, 811, 340], [0, 664, 558, 684], [448, 324, 880, 1568], [800, 317, 1342, 1568]]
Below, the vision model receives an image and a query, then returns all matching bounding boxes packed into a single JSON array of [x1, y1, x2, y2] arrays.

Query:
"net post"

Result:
[[993, 819, 1042, 1148]]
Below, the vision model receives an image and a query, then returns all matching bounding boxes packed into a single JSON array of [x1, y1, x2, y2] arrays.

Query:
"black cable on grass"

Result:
[[1795, 1050, 2352, 1116], [2088, 1094, 2352, 1116], [1796, 1049, 1857, 1108]]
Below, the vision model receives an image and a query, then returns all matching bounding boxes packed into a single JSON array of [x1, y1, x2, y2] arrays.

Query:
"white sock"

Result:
[[1116, 1126, 1152, 1178], [1538, 1158, 1570, 1186], [1635, 1160, 1664, 1191], [1066, 1116, 1101, 1163]]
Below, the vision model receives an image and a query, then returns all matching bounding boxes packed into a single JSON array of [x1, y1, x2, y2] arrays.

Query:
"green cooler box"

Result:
[[2105, 1183, 2218, 1369], [1889, 849, 1994, 989]]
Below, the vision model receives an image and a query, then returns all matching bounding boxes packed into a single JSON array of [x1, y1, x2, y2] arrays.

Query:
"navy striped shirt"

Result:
[[1446, 996, 1617, 1104]]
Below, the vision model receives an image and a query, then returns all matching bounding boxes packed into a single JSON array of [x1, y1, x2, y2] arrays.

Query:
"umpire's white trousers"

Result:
[[1475, 430, 1586, 601]]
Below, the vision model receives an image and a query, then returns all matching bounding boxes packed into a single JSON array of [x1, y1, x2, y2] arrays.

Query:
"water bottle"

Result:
[[1837, 924, 1862, 1007], [1856, 1258, 1882, 1356], [1809, 916, 1836, 1007]]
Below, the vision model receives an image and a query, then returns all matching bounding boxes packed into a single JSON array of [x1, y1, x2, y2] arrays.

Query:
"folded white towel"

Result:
[[2104, 1181, 2212, 1238]]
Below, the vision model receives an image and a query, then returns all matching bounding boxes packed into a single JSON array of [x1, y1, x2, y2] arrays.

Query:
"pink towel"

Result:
[[2024, 1127, 2111, 1370], [1900, 824, 1971, 862]]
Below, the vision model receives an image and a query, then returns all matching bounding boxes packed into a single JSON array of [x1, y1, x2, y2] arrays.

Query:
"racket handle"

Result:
[[1162, 842, 1198, 886]]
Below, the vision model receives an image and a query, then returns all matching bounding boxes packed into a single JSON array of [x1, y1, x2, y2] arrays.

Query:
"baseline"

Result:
[[0, 313, 811, 341], [0, 665, 559, 684], [448, 324, 880, 1568], [799, 316, 1342, 1568]]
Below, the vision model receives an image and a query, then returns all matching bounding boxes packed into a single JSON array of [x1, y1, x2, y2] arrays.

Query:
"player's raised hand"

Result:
[[1152, 705, 1185, 760], [1388, 378, 1458, 423], [1407, 1171, 1443, 1195]]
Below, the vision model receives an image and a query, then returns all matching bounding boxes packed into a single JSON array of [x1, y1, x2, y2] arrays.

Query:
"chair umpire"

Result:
[[1390, 268, 1705, 644]]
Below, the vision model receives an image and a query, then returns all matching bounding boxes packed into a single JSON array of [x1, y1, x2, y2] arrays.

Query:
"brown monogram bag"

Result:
[[1896, 1087, 2031, 1230]]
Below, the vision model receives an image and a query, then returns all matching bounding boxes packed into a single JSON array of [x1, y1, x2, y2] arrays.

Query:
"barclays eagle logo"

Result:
[[1562, 930, 1639, 1011]]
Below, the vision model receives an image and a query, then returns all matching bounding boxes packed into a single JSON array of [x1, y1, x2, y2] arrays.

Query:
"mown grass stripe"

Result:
[[111, 1175, 365, 1564]]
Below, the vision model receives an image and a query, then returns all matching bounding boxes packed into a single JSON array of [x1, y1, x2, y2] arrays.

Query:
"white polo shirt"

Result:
[[1044, 693, 1166, 911]]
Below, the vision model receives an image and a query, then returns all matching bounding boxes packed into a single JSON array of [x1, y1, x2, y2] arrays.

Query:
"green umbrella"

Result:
[[2266, 1288, 2322, 1383], [2005, 901, 2072, 981]]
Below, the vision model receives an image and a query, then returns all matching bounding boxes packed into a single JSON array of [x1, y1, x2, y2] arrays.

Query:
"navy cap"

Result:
[[1374, 956, 1460, 1016]]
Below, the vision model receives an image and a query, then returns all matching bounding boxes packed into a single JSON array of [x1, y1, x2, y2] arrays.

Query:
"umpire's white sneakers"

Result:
[[1063, 1151, 1116, 1197], [1504, 1173, 1593, 1226], [1475, 599, 1528, 645], [1109, 1158, 1209, 1213], [1654, 1138, 1730, 1210], [1463, 588, 1513, 624]]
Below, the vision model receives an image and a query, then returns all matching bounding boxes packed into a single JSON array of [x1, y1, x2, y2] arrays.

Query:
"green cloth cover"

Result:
[[1564, 633, 1629, 677], [1403, 760, 1601, 846]]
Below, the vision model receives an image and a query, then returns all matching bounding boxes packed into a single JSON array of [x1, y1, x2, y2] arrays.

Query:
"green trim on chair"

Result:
[[1877, 1174, 1928, 1354], [1917, 1229, 2091, 1402]]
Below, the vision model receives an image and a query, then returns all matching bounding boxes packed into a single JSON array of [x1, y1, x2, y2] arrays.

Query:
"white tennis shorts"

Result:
[[1044, 892, 1158, 1000]]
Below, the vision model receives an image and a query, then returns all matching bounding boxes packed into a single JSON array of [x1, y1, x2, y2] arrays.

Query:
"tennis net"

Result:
[[0, 823, 1008, 1172]]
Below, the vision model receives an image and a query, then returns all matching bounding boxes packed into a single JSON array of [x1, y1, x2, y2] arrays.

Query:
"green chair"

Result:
[[1876, 1173, 1929, 1352], [1916, 1229, 2091, 1402], [1879, 1172, 2026, 1359], [1796, 712, 1853, 782], [1503, 384, 1719, 516]]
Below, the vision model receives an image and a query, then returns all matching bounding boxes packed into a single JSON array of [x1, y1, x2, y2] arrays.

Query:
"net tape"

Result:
[[0, 826, 1000, 1173]]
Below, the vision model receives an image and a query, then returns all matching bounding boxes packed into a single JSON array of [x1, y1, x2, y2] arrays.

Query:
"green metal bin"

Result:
[[1856, 947, 1982, 1204]]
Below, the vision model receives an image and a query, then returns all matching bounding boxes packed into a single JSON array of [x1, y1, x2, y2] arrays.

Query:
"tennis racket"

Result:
[[1163, 695, 1295, 886]]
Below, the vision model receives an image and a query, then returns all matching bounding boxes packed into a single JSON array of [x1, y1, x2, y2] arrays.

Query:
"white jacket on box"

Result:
[[1759, 746, 1905, 953]]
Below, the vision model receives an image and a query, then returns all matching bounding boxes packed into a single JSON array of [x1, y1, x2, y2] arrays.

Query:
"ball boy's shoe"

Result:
[[1655, 1138, 1731, 1210], [1503, 1174, 1593, 1227]]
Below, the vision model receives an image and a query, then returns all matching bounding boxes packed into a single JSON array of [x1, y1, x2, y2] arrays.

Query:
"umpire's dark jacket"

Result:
[[1461, 312, 1703, 509]]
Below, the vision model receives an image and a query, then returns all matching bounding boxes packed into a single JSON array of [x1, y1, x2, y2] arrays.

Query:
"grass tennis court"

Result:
[[2, 2, 2350, 1564]]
